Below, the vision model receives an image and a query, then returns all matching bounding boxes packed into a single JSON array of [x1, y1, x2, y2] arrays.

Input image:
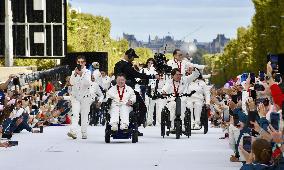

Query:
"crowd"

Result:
[[210, 61, 284, 169], [1, 47, 284, 170], [0, 74, 72, 147]]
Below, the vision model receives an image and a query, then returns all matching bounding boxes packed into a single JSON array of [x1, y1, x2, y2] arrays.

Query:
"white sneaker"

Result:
[[67, 132, 77, 139], [195, 124, 201, 129], [111, 124, 118, 131], [82, 133, 87, 139]]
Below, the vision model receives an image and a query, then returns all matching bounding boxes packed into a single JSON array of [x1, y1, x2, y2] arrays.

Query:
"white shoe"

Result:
[[120, 123, 128, 130], [82, 133, 87, 139], [67, 132, 77, 139], [111, 124, 118, 131], [195, 124, 201, 129]]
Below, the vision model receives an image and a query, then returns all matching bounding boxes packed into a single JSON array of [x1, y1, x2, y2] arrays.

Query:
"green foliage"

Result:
[[204, 0, 284, 86]]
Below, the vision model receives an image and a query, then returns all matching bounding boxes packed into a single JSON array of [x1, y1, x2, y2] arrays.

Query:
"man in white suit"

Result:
[[106, 73, 136, 131], [68, 55, 92, 139]]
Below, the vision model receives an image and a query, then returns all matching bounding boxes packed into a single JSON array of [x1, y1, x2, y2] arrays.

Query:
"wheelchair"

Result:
[[104, 99, 139, 143], [160, 91, 195, 139], [190, 104, 209, 134]]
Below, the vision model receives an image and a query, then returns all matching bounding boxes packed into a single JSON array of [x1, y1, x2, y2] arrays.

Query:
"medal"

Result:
[[174, 59, 182, 72], [173, 80, 180, 96], [117, 85, 125, 102]]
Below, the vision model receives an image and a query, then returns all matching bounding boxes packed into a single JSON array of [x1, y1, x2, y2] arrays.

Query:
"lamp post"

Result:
[[4, 0, 13, 67]]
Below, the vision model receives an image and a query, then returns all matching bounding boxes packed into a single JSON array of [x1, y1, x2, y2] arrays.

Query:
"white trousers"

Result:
[[156, 99, 167, 124], [145, 95, 156, 124], [187, 99, 203, 124], [167, 100, 186, 128], [109, 104, 132, 126], [70, 97, 92, 135]]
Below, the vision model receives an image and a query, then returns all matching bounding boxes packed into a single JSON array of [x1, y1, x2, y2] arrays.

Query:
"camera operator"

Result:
[[114, 48, 155, 88], [68, 55, 92, 140]]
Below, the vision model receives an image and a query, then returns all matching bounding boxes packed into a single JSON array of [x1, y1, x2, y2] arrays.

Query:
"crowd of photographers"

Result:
[[211, 61, 284, 169]]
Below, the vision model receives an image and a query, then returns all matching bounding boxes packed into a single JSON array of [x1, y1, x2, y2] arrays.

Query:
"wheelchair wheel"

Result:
[[105, 129, 111, 143], [161, 109, 166, 138], [132, 130, 138, 143], [184, 109, 191, 138], [175, 120, 181, 139], [202, 106, 209, 134]]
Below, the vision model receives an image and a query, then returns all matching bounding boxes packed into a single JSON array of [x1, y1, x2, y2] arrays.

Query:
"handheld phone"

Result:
[[233, 114, 240, 127], [243, 136, 252, 153], [76, 64, 82, 71], [8, 141, 18, 146], [267, 54, 279, 70], [275, 73, 281, 83], [250, 73, 255, 84], [250, 90, 257, 100], [255, 98, 269, 106], [270, 112, 280, 131], [247, 111, 258, 128], [259, 71, 265, 81], [254, 84, 265, 91], [231, 95, 238, 104], [241, 73, 248, 82]]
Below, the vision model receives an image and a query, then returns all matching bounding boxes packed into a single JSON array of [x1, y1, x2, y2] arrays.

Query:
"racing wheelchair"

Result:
[[104, 99, 139, 143], [159, 91, 196, 139]]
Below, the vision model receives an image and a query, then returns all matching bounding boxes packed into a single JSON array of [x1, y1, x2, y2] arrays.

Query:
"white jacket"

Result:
[[70, 67, 92, 101], [167, 59, 191, 75], [92, 69, 102, 87], [107, 85, 136, 106], [187, 79, 210, 105]]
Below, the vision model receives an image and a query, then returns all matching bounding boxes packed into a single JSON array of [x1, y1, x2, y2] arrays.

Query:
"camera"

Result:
[[154, 53, 172, 74], [76, 64, 82, 71]]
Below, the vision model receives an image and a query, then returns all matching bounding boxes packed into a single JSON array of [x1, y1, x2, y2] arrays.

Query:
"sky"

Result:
[[70, 0, 255, 42]]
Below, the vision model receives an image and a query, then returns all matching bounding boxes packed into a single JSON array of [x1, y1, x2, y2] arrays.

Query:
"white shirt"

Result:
[[70, 67, 92, 101], [167, 59, 191, 75], [187, 79, 210, 104], [107, 85, 136, 106]]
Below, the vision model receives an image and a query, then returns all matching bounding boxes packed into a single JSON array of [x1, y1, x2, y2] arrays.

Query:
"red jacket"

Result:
[[270, 84, 284, 108], [46, 83, 54, 93]]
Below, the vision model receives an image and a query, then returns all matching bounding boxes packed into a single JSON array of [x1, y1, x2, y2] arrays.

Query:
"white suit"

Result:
[[107, 85, 136, 129], [167, 59, 191, 75], [140, 67, 157, 125], [186, 79, 210, 127], [155, 79, 166, 124], [69, 67, 93, 136], [92, 69, 102, 87], [101, 76, 111, 91], [162, 71, 200, 129]]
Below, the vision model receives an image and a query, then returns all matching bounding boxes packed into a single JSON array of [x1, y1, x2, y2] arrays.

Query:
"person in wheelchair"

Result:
[[186, 70, 210, 129], [106, 73, 136, 131], [161, 68, 199, 131]]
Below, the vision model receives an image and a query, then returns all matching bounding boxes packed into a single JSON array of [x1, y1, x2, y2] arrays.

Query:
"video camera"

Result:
[[154, 53, 172, 74]]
